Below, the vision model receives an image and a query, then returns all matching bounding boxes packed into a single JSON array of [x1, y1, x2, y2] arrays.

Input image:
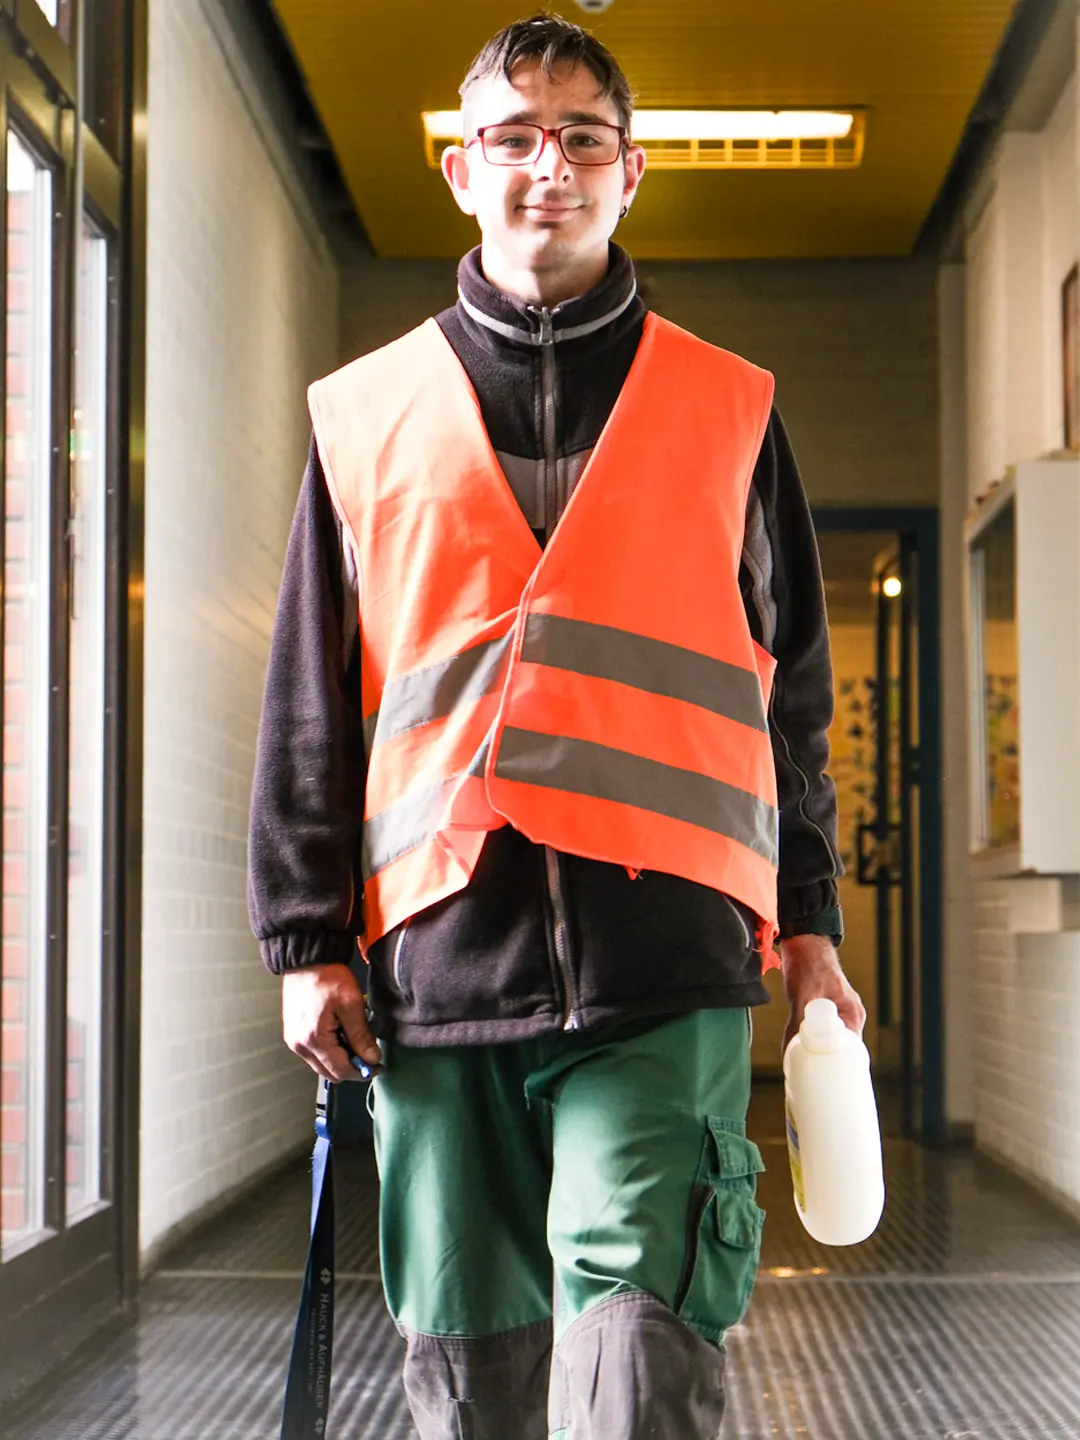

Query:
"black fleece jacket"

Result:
[[248, 244, 844, 1045]]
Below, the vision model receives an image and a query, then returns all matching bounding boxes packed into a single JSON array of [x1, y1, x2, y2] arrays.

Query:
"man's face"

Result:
[[443, 58, 645, 283]]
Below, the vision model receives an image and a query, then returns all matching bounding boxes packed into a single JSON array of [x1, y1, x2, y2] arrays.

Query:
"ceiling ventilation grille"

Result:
[[634, 121, 865, 170]]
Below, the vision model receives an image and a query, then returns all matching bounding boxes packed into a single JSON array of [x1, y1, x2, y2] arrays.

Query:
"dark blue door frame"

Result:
[[811, 506, 944, 1145]]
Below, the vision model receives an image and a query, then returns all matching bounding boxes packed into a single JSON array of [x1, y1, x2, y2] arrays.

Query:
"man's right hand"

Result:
[[282, 963, 382, 1082]]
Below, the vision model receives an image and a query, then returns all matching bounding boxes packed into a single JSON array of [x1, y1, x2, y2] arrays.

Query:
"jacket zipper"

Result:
[[537, 306, 581, 1031], [539, 307, 558, 530], [770, 681, 842, 880], [546, 845, 581, 1030], [392, 919, 411, 997]]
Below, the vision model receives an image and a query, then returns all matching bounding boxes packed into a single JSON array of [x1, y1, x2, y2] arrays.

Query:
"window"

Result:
[[1, 131, 54, 1252], [86, 0, 126, 160], [0, 0, 130, 1386], [969, 499, 1019, 852], [66, 220, 110, 1221]]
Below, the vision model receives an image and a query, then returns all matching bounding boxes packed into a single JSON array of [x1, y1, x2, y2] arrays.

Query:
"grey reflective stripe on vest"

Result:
[[494, 727, 779, 865], [363, 636, 510, 755], [362, 741, 490, 880], [521, 614, 768, 733], [361, 618, 774, 879]]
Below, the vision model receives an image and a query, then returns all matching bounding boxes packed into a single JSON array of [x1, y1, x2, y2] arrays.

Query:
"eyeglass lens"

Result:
[[481, 124, 623, 166]]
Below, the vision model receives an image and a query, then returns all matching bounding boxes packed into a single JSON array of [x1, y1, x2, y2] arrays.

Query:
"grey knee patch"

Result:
[[550, 1291, 727, 1439], [399, 1319, 551, 1440]]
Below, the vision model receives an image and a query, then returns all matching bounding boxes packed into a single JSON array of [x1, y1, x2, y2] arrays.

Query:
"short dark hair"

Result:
[[460, 13, 634, 135]]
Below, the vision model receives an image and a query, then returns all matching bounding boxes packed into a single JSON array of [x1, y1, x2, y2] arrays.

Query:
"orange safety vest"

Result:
[[309, 311, 781, 965]]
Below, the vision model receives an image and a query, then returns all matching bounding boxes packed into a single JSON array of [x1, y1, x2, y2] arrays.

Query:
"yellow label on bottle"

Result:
[[785, 1098, 806, 1215]]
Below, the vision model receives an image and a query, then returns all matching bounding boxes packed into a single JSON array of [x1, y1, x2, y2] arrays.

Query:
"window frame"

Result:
[[0, 1, 137, 1391], [1, 85, 72, 1262]]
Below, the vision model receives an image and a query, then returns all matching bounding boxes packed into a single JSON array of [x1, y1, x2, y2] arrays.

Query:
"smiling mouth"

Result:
[[522, 203, 581, 216]]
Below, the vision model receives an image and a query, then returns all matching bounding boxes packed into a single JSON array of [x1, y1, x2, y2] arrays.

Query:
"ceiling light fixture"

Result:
[[633, 110, 854, 142], [422, 109, 866, 171]]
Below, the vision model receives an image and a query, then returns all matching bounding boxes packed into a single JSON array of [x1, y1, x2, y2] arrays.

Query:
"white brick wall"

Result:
[[938, 263, 975, 1126], [964, 172, 1008, 497], [341, 255, 940, 506], [340, 257, 457, 361], [636, 260, 940, 507], [960, 26, 1080, 1206], [1042, 75, 1080, 450], [965, 78, 1079, 499], [140, 0, 339, 1263], [973, 885, 1080, 1203]]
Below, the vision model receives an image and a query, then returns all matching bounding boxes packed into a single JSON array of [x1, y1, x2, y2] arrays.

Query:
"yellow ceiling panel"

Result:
[[272, 0, 1019, 259]]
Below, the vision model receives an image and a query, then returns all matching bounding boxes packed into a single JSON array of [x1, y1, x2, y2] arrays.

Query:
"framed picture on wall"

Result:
[[1066, 264, 1080, 451]]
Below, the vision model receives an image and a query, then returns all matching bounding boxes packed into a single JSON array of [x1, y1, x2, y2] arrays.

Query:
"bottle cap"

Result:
[[799, 997, 846, 1051]]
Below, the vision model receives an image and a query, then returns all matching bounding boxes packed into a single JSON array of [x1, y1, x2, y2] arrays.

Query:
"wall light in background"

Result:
[[421, 109, 867, 171]]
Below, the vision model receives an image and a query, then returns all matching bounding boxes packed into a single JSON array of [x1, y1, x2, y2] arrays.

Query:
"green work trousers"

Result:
[[370, 1007, 766, 1439]]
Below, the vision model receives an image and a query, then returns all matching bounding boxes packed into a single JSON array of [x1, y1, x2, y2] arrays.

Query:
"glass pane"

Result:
[[975, 502, 1020, 849], [86, 0, 126, 159], [66, 223, 109, 1222], [817, 532, 892, 1069], [30, 0, 72, 38], [1, 133, 53, 1254]]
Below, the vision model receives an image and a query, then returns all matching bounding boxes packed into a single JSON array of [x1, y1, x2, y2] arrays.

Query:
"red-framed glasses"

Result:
[[467, 123, 628, 167]]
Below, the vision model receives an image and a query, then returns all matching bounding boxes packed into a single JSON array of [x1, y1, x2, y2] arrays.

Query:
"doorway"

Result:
[[750, 510, 943, 1144]]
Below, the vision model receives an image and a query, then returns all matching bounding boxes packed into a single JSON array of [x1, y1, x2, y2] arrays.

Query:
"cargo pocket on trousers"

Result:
[[675, 1117, 766, 1344]]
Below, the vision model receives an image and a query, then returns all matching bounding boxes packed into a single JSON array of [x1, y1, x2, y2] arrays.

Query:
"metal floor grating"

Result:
[[5, 1085, 1080, 1439]]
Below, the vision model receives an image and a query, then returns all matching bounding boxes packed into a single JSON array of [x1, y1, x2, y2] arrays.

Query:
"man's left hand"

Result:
[[779, 933, 866, 1056]]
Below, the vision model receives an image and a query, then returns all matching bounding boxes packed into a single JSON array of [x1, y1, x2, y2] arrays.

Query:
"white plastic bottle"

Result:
[[782, 997, 885, 1246]]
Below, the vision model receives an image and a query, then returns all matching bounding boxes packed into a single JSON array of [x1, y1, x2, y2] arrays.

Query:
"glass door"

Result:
[[858, 542, 923, 1137], [814, 511, 943, 1144], [1, 127, 56, 1261], [0, 0, 131, 1398], [65, 216, 111, 1227]]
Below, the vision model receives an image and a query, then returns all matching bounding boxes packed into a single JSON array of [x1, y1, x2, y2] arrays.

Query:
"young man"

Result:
[[249, 15, 865, 1438]]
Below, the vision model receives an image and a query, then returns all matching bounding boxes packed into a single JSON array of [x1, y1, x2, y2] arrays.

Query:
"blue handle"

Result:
[[335, 1025, 384, 1081]]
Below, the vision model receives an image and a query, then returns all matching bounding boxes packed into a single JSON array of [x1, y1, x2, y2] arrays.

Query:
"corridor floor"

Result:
[[4, 1083, 1080, 1439]]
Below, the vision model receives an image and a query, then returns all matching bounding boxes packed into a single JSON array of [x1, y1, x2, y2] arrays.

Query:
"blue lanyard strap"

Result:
[[280, 1079, 337, 1440], [280, 1027, 379, 1440]]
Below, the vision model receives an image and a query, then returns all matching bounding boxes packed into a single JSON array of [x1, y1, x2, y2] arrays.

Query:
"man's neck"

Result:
[[479, 244, 609, 310]]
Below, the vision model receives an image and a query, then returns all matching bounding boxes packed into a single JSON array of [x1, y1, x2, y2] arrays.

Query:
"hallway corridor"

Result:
[[4, 1085, 1080, 1439]]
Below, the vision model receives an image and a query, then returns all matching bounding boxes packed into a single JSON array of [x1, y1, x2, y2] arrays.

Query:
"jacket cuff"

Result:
[[260, 930, 361, 975], [777, 906, 845, 947]]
